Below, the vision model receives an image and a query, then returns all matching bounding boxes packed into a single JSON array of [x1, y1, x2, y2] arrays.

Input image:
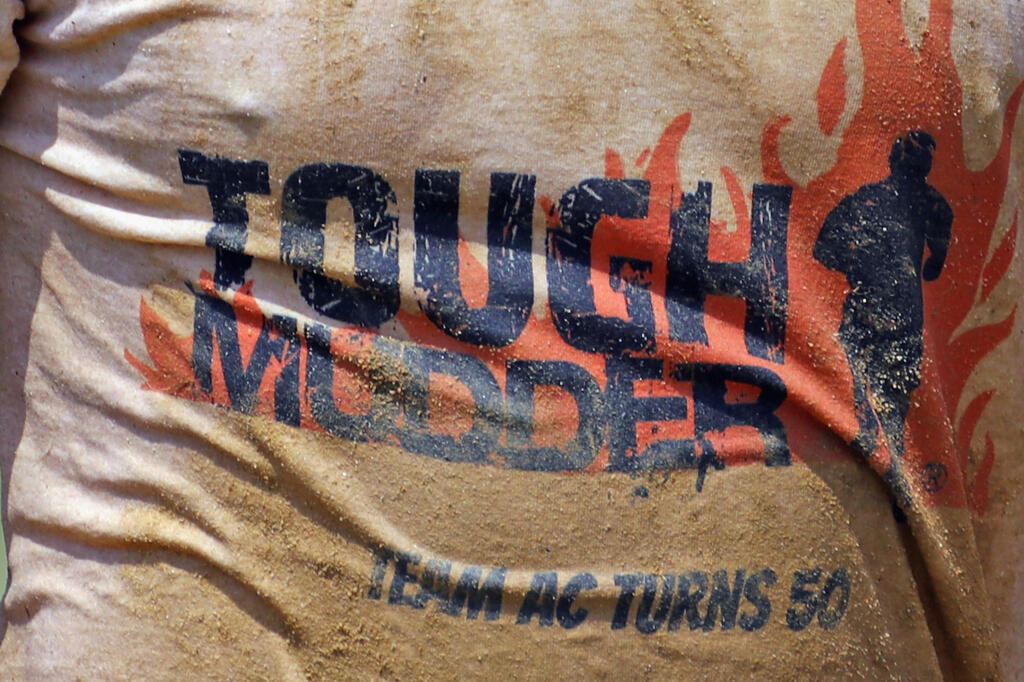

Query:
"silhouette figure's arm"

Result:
[[922, 192, 952, 282]]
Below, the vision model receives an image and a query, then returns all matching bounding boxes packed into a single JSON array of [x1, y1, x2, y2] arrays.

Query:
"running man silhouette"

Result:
[[814, 131, 952, 502]]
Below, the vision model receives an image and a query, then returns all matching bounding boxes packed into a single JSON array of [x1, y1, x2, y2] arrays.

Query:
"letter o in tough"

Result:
[[280, 163, 400, 328]]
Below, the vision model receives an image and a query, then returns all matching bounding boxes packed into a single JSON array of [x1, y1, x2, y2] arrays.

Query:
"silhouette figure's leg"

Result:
[[880, 392, 911, 459], [841, 321, 879, 457], [874, 338, 920, 507], [851, 367, 880, 456], [879, 337, 922, 460]]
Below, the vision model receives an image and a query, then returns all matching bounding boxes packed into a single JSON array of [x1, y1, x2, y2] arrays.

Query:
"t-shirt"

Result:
[[0, 1, 1021, 679]]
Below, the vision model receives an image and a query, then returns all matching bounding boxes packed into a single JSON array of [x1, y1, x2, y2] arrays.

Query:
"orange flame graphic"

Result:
[[758, 0, 1021, 512]]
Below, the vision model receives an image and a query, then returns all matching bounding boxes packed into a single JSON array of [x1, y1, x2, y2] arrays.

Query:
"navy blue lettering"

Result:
[[191, 287, 296, 417], [557, 572, 597, 629], [667, 571, 709, 631], [702, 569, 746, 631], [609, 256, 655, 340], [280, 163, 399, 328], [817, 568, 851, 630], [606, 357, 693, 472], [611, 573, 643, 630], [667, 182, 791, 363], [635, 574, 675, 634], [786, 568, 823, 631], [367, 548, 390, 600], [546, 178, 654, 354], [304, 323, 398, 441], [271, 315, 302, 427], [739, 568, 777, 632], [388, 551, 422, 607], [517, 571, 559, 626], [394, 345, 503, 463], [442, 566, 506, 621], [504, 360, 604, 471], [412, 559, 452, 610], [674, 363, 790, 467], [179, 149, 270, 289], [414, 170, 535, 347]]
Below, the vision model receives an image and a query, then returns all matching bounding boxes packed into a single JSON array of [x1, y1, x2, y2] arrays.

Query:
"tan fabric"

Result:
[[0, 1, 1021, 679], [0, 0, 20, 92]]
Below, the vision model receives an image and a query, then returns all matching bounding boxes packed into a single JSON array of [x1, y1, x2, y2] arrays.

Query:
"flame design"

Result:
[[128, 1, 1020, 513], [817, 37, 849, 137], [125, 295, 197, 400], [757, 0, 1022, 513], [126, 272, 311, 426]]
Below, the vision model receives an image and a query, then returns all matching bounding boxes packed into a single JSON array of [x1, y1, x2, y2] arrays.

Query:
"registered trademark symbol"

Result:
[[921, 461, 948, 493]]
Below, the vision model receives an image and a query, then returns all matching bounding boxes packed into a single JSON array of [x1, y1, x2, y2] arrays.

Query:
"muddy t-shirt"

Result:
[[0, 1, 1021, 679]]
